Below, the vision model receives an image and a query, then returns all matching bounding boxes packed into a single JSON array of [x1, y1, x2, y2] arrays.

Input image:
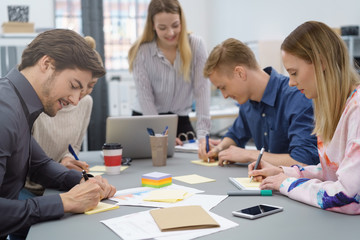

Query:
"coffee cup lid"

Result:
[[102, 143, 122, 149]]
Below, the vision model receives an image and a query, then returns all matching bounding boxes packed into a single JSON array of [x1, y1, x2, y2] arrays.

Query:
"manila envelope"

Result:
[[150, 205, 220, 231]]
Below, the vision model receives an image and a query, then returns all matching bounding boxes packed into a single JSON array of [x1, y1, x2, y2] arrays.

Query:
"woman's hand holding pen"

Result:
[[248, 160, 286, 191], [61, 156, 89, 172]]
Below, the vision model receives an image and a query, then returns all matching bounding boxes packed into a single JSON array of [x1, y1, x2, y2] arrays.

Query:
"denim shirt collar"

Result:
[[260, 67, 281, 107]]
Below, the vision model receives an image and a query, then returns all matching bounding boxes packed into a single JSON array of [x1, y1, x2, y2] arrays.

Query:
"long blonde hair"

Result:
[[128, 0, 192, 80], [281, 21, 360, 143]]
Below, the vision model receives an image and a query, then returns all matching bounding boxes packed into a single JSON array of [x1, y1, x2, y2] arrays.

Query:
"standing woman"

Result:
[[248, 21, 360, 214], [128, 0, 211, 144]]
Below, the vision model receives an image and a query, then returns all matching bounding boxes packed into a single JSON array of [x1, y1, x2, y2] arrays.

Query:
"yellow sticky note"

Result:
[[120, 166, 129, 171], [191, 160, 219, 167], [235, 177, 261, 189], [143, 189, 190, 203], [173, 174, 215, 184], [89, 165, 129, 172], [84, 202, 119, 215], [90, 165, 106, 172]]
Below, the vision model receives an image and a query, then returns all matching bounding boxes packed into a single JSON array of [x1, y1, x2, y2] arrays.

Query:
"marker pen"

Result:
[[227, 190, 272, 196]]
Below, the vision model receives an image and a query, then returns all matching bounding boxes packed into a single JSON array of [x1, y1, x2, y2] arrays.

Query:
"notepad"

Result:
[[229, 177, 261, 190], [150, 205, 220, 231], [84, 202, 119, 215], [191, 160, 219, 167], [173, 174, 215, 184]]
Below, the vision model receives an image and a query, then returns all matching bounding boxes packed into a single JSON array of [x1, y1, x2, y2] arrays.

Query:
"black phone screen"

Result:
[[240, 204, 279, 216]]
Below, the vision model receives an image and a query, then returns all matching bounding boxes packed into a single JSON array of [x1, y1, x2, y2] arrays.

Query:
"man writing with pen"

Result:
[[21, 36, 101, 199], [198, 38, 319, 167], [0, 29, 116, 240]]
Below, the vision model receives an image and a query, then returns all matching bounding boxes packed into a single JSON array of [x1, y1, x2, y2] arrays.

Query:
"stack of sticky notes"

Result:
[[142, 172, 172, 188]]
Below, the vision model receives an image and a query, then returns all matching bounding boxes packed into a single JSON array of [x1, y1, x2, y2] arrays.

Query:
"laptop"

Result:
[[106, 115, 178, 159]]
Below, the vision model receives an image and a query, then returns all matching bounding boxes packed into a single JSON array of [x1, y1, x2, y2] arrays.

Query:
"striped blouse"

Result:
[[132, 34, 211, 139]]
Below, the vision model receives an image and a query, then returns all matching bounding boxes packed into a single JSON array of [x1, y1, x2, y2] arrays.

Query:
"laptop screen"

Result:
[[105, 115, 178, 159]]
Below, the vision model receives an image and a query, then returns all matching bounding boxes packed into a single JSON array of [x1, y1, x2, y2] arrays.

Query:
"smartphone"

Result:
[[232, 204, 283, 219]]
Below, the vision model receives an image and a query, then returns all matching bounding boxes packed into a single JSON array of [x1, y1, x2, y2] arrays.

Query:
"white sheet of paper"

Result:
[[175, 141, 198, 153], [101, 208, 238, 240]]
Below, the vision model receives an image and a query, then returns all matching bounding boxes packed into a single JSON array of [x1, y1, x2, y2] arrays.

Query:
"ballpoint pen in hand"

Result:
[[250, 147, 265, 183], [68, 144, 79, 160], [206, 134, 210, 163], [68, 144, 90, 173]]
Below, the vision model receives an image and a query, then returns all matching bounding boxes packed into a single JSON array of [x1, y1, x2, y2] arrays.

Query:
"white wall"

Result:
[[2, 0, 359, 49], [0, 0, 54, 32], [180, 0, 210, 48], [182, 0, 360, 50]]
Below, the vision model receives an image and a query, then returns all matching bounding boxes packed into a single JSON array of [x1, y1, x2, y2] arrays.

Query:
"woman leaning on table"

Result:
[[248, 21, 360, 214], [128, 0, 211, 145]]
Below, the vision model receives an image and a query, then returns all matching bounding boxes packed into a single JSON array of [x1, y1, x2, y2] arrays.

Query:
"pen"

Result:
[[206, 134, 210, 163], [227, 190, 272, 196], [82, 169, 89, 181], [69, 144, 90, 173], [250, 147, 265, 183], [162, 126, 168, 135], [68, 144, 79, 160], [147, 128, 155, 136]]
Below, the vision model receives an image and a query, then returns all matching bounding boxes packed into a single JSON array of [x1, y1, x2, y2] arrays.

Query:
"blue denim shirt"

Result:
[[224, 67, 319, 165]]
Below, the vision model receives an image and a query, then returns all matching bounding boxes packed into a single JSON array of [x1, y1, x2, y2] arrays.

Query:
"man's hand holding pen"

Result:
[[198, 138, 221, 162], [60, 175, 116, 213], [61, 144, 117, 213]]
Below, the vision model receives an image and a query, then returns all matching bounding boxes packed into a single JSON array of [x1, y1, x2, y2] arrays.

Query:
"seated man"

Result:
[[24, 36, 101, 198], [198, 38, 319, 167], [0, 29, 115, 240]]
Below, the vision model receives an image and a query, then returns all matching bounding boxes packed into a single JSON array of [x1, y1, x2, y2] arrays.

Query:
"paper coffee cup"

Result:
[[149, 135, 168, 166], [102, 143, 122, 175]]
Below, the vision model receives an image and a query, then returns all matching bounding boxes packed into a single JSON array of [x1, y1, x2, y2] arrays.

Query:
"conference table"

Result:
[[27, 151, 359, 240]]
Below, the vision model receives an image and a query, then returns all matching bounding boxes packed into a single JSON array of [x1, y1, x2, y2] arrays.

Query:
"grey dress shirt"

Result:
[[0, 68, 82, 237]]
